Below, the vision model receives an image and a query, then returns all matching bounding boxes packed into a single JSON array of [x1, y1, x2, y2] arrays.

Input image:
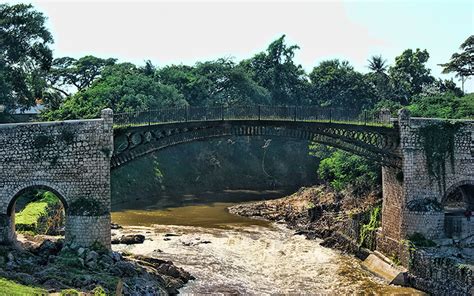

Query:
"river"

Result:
[[111, 190, 423, 295]]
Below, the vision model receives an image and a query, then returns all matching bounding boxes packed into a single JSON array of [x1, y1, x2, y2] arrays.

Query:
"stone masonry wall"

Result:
[[66, 215, 112, 248], [407, 249, 473, 295], [378, 111, 474, 261], [398, 113, 474, 240], [0, 109, 113, 248]]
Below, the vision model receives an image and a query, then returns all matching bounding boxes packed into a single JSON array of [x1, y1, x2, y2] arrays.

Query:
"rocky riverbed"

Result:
[[110, 190, 422, 295], [0, 234, 193, 295]]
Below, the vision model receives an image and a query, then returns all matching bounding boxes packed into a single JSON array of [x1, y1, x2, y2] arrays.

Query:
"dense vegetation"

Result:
[[1, 4, 472, 121]]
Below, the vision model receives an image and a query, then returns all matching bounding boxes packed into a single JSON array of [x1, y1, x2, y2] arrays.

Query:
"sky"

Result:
[[7, 0, 474, 92]]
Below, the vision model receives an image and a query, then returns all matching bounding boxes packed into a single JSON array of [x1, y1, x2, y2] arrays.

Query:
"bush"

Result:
[[316, 149, 380, 193]]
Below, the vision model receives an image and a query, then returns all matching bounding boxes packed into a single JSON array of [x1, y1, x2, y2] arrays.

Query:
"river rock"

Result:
[[77, 247, 86, 257], [111, 223, 122, 229], [99, 254, 114, 267], [7, 252, 14, 262], [112, 234, 145, 245], [109, 251, 122, 262], [110, 261, 139, 277], [38, 239, 60, 256], [86, 250, 99, 263]]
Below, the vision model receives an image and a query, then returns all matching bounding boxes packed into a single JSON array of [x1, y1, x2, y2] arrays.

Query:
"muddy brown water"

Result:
[[111, 190, 423, 295]]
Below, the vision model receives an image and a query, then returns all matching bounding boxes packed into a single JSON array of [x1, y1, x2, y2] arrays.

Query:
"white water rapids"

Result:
[[112, 200, 422, 295]]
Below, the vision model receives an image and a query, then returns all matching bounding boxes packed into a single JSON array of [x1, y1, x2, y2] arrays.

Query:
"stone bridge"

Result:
[[0, 106, 472, 260]]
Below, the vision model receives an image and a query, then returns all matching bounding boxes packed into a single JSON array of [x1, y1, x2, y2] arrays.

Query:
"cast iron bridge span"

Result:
[[111, 105, 400, 169]]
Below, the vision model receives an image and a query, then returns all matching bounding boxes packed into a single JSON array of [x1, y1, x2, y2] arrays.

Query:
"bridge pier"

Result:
[[0, 109, 114, 249], [377, 110, 474, 265]]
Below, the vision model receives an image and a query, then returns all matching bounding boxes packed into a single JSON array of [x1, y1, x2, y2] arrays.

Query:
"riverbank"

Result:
[[0, 234, 193, 295], [229, 185, 380, 256], [228, 185, 474, 296]]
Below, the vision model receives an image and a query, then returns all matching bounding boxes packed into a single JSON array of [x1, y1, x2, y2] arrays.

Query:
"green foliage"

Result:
[[388, 48, 435, 103], [240, 35, 310, 105], [41, 62, 187, 120], [309, 59, 376, 111], [60, 289, 81, 296], [92, 286, 107, 296], [0, 277, 47, 295], [68, 197, 108, 216], [407, 232, 436, 248], [15, 191, 62, 234], [439, 35, 474, 92], [408, 92, 474, 119], [159, 59, 270, 107], [389, 254, 401, 266], [0, 3, 53, 111], [358, 206, 381, 250], [315, 147, 379, 193], [418, 121, 464, 191]]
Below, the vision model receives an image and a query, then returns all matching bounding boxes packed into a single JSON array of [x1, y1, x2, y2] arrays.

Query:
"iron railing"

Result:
[[113, 105, 391, 127]]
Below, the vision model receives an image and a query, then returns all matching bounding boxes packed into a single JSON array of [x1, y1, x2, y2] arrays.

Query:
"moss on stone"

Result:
[[68, 198, 109, 216], [418, 121, 464, 192], [358, 206, 381, 250]]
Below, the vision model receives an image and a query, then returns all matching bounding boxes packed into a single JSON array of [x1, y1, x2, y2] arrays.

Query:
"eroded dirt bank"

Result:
[[228, 185, 381, 256]]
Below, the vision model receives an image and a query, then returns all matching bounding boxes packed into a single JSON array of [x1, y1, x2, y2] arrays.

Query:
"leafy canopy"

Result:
[[0, 3, 53, 110]]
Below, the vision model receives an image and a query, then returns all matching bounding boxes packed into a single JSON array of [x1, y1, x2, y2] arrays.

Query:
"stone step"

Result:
[[361, 253, 407, 286]]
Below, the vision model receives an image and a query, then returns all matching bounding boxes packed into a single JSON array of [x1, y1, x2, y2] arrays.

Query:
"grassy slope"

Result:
[[0, 278, 46, 296], [15, 192, 60, 232]]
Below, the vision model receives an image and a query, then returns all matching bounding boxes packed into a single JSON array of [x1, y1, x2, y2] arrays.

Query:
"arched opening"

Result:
[[7, 185, 67, 247], [443, 182, 474, 239]]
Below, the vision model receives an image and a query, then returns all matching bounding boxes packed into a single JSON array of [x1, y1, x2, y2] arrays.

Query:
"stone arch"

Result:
[[443, 180, 474, 206], [6, 183, 68, 217], [1, 183, 67, 245], [442, 180, 474, 239]]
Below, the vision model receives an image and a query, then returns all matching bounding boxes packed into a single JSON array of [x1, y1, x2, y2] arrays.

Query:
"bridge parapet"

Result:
[[0, 110, 113, 248], [113, 105, 391, 127]]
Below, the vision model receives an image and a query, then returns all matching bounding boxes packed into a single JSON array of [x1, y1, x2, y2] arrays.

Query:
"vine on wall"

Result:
[[418, 121, 464, 192]]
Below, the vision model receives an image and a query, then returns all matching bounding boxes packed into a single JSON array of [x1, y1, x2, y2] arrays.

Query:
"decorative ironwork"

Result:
[[113, 105, 390, 127], [112, 107, 401, 170]]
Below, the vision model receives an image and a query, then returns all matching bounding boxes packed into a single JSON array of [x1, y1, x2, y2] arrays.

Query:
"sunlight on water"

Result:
[[112, 192, 424, 295]]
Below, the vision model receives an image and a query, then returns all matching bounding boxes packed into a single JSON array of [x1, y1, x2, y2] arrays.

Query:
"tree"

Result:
[[157, 59, 270, 106], [366, 55, 390, 101], [313, 146, 380, 194], [48, 55, 117, 96], [41, 63, 187, 120], [239, 35, 311, 105], [0, 3, 53, 111], [388, 49, 435, 104], [367, 55, 388, 74], [439, 35, 474, 93], [309, 59, 376, 111]]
